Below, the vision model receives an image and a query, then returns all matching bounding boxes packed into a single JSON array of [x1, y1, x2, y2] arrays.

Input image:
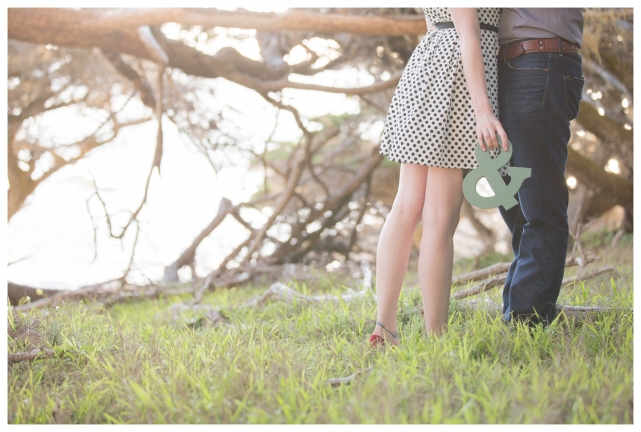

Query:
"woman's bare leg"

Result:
[[372, 163, 427, 345], [418, 167, 465, 337]]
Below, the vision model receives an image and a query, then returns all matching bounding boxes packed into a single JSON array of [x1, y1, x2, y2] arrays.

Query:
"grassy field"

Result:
[[7, 229, 633, 424]]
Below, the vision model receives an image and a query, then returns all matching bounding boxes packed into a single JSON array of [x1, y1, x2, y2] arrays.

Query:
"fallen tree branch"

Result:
[[557, 304, 632, 314], [451, 253, 599, 286], [240, 261, 372, 308], [404, 300, 630, 319], [451, 262, 612, 301], [11, 278, 125, 312], [240, 281, 367, 308], [8, 282, 61, 306], [561, 266, 616, 286], [451, 263, 510, 287], [96, 287, 193, 309], [450, 274, 508, 301], [8, 348, 55, 364], [325, 366, 374, 387]]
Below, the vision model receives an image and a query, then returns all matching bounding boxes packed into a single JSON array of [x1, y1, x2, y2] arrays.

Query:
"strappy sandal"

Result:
[[368, 321, 399, 347]]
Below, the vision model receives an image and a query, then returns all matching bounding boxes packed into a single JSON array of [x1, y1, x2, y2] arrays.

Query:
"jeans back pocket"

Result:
[[563, 75, 586, 122]]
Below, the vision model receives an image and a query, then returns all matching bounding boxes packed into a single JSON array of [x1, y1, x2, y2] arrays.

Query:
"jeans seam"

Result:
[[506, 60, 548, 71], [563, 76, 570, 124], [541, 54, 551, 108], [562, 74, 585, 122], [533, 108, 550, 319]]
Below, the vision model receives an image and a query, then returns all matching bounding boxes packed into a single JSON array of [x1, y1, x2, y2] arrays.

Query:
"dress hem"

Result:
[[379, 150, 478, 170]]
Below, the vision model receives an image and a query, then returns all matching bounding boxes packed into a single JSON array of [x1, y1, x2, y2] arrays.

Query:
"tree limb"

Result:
[[162, 197, 233, 283], [9, 8, 408, 96], [9, 8, 427, 39]]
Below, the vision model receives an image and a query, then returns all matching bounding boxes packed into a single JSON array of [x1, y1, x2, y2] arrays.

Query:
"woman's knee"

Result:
[[421, 207, 461, 237], [391, 196, 423, 226]]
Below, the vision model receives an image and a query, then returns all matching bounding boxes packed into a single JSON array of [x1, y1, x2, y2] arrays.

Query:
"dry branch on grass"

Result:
[[406, 297, 631, 320], [167, 302, 229, 328], [240, 282, 365, 308], [240, 261, 372, 308], [557, 304, 630, 314], [453, 300, 631, 319], [8, 348, 55, 364], [451, 262, 511, 286], [8, 251, 607, 313], [451, 253, 599, 287], [325, 366, 374, 387], [11, 279, 125, 312], [450, 254, 604, 301], [451, 274, 508, 300], [561, 266, 615, 286], [96, 287, 195, 309], [451, 264, 614, 301]]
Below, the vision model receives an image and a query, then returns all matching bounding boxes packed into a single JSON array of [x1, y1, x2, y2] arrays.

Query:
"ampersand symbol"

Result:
[[462, 136, 531, 210]]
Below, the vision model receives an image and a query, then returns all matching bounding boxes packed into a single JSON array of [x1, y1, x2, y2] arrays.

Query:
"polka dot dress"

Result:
[[380, 8, 507, 174]]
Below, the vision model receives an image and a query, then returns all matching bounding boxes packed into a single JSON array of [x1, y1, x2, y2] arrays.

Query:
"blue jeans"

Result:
[[497, 50, 585, 324]]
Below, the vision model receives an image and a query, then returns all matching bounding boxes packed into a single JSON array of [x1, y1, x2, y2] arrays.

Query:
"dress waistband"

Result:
[[434, 21, 499, 33]]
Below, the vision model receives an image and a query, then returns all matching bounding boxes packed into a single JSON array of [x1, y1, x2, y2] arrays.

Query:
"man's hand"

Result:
[[475, 108, 509, 152]]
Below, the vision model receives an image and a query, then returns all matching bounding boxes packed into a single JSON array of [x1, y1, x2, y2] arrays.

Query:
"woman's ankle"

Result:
[[374, 320, 400, 345]]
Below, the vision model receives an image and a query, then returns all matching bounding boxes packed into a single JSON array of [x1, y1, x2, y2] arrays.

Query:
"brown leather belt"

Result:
[[499, 38, 579, 60]]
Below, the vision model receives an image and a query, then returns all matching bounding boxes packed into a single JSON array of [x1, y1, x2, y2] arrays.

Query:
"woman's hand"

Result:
[[475, 107, 509, 152]]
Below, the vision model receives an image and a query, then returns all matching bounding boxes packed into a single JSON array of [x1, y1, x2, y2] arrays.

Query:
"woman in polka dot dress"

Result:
[[370, 8, 508, 346]]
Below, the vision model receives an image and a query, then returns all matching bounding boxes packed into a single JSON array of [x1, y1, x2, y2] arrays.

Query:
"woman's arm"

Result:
[[450, 8, 508, 151]]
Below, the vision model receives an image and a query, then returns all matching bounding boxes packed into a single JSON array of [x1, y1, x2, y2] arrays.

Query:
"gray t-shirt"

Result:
[[499, 8, 584, 47]]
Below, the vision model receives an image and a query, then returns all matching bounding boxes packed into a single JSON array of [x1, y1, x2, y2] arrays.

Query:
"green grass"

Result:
[[8, 231, 633, 424]]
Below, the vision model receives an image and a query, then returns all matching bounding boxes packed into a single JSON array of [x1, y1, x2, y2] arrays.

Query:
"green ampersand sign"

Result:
[[462, 136, 531, 210]]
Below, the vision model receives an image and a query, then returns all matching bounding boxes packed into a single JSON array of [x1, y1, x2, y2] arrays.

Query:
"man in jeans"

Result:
[[497, 9, 585, 325]]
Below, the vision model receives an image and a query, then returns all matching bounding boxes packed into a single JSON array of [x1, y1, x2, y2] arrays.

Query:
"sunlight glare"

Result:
[[604, 159, 621, 174]]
